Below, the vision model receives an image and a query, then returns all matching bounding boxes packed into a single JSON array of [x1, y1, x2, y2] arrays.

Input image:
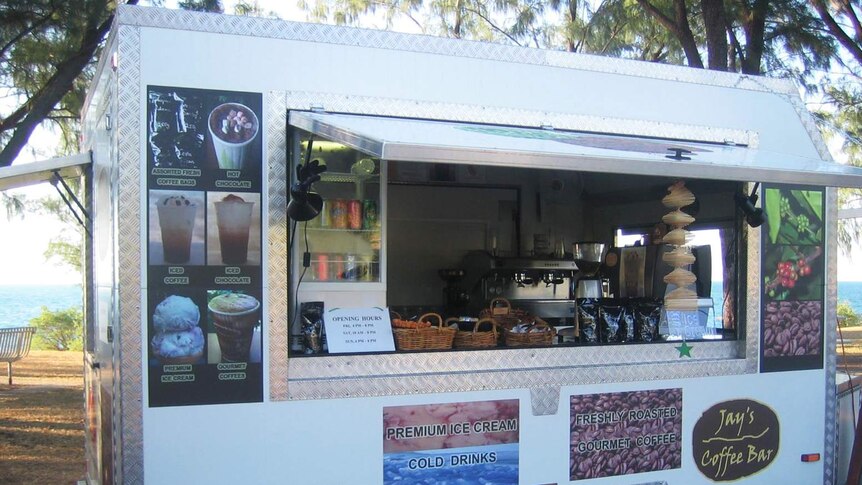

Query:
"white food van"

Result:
[[68, 4, 862, 484]]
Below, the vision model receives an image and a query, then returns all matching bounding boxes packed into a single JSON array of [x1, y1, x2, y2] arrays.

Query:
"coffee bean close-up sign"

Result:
[[760, 185, 825, 373], [569, 388, 682, 481]]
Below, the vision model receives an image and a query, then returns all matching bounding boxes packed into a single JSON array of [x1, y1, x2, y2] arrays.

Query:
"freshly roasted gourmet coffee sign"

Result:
[[569, 389, 682, 481], [692, 399, 779, 481]]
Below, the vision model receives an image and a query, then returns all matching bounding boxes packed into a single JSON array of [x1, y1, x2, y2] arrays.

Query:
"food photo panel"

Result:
[[148, 190, 206, 266], [763, 187, 823, 245], [147, 288, 207, 367], [206, 191, 261, 266], [206, 289, 263, 364], [147, 86, 263, 189]]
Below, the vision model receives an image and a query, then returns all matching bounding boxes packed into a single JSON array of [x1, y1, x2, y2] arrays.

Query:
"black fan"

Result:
[[735, 182, 767, 228], [288, 141, 327, 221]]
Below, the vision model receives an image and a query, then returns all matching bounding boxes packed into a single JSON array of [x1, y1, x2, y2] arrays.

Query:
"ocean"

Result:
[[0, 284, 83, 329], [1, 282, 862, 330]]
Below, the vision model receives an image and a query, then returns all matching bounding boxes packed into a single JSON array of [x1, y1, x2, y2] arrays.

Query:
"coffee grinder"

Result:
[[573, 242, 607, 298], [439, 268, 469, 315]]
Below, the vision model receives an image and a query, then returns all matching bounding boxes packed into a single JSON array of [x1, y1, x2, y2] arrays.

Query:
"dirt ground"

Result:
[[2, 334, 862, 485], [0, 351, 84, 485]]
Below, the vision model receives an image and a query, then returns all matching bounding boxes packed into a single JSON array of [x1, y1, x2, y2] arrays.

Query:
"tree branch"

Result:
[[464, 6, 523, 46], [0, 2, 135, 167], [0, 7, 58, 62], [810, 0, 862, 66]]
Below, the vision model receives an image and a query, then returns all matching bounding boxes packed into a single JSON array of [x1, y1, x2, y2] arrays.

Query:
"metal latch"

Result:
[[666, 148, 692, 161]]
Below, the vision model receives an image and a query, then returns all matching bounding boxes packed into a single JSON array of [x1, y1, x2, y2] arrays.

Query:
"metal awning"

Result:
[[0, 153, 92, 232], [289, 111, 862, 188], [0, 153, 91, 191]]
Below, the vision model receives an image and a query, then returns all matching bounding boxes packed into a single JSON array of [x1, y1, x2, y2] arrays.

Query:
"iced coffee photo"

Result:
[[148, 190, 206, 265], [206, 191, 261, 266], [206, 290, 262, 363]]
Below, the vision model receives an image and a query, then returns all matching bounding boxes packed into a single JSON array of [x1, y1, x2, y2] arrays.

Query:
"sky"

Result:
[[1, 1, 861, 284]]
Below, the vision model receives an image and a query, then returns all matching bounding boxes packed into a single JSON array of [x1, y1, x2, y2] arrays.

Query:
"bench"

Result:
[[0, 327, 36, 385]]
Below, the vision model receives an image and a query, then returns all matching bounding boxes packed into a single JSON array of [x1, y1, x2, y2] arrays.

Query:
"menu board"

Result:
[[145, 86, 263, 407], [760, 185, 825, 373]]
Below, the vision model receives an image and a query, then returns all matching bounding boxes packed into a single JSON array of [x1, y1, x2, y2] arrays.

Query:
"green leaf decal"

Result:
[[803, 190, 823, 221], [764, 188, 782, 243]]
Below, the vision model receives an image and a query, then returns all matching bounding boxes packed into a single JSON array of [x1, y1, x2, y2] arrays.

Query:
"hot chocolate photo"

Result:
[[208, 102, 259, 170]]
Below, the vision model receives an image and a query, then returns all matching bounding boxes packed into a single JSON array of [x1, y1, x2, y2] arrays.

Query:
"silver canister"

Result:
[[318, 200, 331, 228], [344, 253, 358, 281], [359, 254, 374, 281]]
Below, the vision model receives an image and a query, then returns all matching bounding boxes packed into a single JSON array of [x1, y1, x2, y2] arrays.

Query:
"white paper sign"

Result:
[[324, 307, 395, 353]]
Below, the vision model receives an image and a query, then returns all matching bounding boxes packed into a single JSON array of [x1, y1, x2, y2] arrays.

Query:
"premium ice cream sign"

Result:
[[383, 400, 519, 484], [692, 399, 779, 481], [569, 389, 682, 481]]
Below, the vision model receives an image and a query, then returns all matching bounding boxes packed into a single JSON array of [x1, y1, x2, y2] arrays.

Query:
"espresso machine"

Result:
[[476, 257, 578, 325]]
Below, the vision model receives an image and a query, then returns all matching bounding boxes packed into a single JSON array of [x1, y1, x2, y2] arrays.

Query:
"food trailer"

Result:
[[75, 5, 862, 484]]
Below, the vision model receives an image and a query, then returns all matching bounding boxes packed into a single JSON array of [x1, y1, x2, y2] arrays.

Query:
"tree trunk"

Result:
[[811, 0, 862, 65], [635, 0, 704, 68], [739, 0, 769, 74], [701, 0, 729, 70]]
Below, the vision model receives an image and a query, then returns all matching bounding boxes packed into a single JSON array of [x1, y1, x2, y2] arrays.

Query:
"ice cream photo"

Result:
[[207, 192, 260, 265], [208, 102, 259, 170], [208, 291, 261, 363], [150, 295, 205, 365], [150, 190, 205, 265]]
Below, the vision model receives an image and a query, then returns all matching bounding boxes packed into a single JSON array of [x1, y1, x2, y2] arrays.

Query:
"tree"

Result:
[[0, 0, 235, 169], [2, 192, 26, 220], [0, 1, 133, 168], [29, 305, 84, 351]]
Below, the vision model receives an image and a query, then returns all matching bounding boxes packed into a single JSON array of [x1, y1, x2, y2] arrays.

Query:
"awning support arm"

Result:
[[50, 169, 91, 236]]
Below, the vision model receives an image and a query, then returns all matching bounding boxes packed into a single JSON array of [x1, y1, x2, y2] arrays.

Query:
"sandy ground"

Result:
[[1, 333, 862, 485], [0, 350, 85, 485]]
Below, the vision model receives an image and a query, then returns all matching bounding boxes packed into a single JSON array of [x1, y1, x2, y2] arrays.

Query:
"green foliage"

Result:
[[178, 0, 223, 12], [29, 305, 83, 351], [0, 0, 118, 167], [26, 178, 84, 276], [838, 300, 861, 328]]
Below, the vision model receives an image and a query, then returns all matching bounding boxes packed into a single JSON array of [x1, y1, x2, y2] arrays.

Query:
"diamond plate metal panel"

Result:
[[267, 92, 290, 402], [117, 5, 795, 97], [285, 344, 749, 401], [288, 340, 740, 381], [116, 25, 143, 484], [746, 187, 762, 374], [530, 387, 560, 416], [282, 91, 755, 147], [286, 359, 749, 400], [825, 188, 839, 485]]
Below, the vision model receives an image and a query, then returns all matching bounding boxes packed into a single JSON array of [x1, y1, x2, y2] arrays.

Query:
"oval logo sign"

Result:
[[692, 399, 779, 481]]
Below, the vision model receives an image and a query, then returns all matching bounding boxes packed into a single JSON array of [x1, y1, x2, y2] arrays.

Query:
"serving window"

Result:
[[286, 123, 747, 357]]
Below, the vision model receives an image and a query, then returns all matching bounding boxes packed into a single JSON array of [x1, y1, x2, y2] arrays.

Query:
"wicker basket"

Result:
[[450, 317, 498, 349], [392, 313, 455, 351], [480, 298, 525, 328], [503, 318, 556, 347]]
